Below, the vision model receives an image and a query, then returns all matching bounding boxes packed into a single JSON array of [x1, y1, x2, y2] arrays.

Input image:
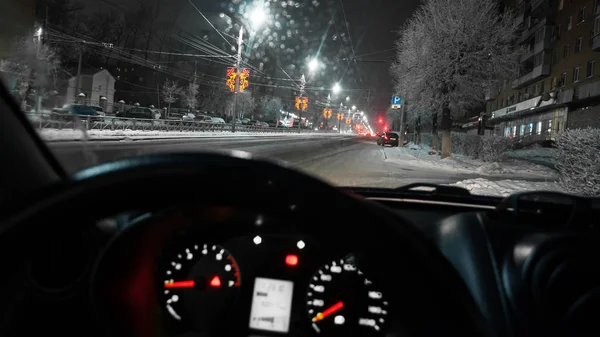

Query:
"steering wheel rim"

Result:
[[0, 152, 492, 337]]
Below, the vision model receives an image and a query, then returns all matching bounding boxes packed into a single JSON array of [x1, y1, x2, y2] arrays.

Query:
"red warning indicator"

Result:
[[209, 276, 221, 287], [285, 254, 299, 266]]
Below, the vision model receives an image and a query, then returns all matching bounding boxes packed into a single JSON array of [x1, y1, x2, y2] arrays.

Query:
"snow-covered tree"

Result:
[[391, 0, 522, 158], [2, 32, 61, 110], [228, 92, 256, 119], [161, 79, 181, 118], [198, 88, 228, 115], [182, 82, 199, 111], [259, 97, 283, 120]]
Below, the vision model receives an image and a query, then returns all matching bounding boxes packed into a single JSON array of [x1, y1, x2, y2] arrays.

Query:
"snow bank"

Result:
[[38, 128, 341, 141], [384, 143, 557, 179], [556, 128, 600, 196], [451, 178, 563, 197]]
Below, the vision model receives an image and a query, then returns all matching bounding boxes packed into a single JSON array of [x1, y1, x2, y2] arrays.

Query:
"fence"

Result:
[[27, 112, 334, 134]]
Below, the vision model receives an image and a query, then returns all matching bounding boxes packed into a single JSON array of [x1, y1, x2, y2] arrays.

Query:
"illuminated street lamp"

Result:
[[308, 58, 320, 73], [332, 83, 341, 94]]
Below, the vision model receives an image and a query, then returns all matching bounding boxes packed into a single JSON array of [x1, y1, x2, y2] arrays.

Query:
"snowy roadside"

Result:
[[450, 178, 563, 197], [383, 143, 558, 180], [38, 128, 343, 142]]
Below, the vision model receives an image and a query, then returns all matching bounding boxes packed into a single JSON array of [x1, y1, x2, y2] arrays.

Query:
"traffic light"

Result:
[[378, 117, 383, 124], [383, 125, 388, 132]]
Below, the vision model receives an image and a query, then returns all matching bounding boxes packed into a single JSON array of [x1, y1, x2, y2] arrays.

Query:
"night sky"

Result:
[[84, 0, 420, 117]]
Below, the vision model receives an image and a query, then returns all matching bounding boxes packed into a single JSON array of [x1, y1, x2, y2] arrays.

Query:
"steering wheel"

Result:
[[0, 152, 491, 337]]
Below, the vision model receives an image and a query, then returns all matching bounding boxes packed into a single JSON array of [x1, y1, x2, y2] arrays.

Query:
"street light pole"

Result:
[[298, 74, 306, 133], [232, 27, 243, 133]]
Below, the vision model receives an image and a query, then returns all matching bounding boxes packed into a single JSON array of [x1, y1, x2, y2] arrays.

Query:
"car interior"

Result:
[[1, 83, 600, 337]]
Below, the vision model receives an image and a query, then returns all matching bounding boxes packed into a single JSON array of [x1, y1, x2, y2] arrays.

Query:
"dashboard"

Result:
[[91, 204, 408, 337], [159, 234, 387, 336]]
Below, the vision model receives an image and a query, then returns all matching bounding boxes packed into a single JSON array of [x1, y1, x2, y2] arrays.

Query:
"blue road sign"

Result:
[[392, 95, 402, 105]]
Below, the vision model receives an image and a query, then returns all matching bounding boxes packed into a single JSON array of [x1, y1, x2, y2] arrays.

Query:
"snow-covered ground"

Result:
[[451, 178, 563, 197], [38, 128, 339, 141], [384, 143, 558, 180]]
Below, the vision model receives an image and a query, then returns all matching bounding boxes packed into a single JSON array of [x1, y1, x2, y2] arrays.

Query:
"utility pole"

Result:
[[156, 83, 160, 109], [338, 102, 343, 133], [232, 27, 243, 133], [298, 74, 306, 133], [326, 94, 331, 130], [75, 43, 83, 101]]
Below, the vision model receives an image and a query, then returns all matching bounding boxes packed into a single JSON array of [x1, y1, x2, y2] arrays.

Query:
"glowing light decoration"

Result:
[[337, 113, 344, 121], [346, 118, 351, 124], [295, 97, 309, 111], [323, 109, 332, 119], [226, 68, 237, 92], [239, 68, 250, 91]]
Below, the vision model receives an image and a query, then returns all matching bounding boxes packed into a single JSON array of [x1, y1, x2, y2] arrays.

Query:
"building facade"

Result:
[[486, 0, 600, 143]]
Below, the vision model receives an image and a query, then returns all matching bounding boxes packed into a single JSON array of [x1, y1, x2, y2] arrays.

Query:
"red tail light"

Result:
[[384, 136, 388, 140]]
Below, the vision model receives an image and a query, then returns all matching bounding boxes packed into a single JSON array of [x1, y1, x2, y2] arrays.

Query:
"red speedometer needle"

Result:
[[312, 301, 344, 322], [164, 280, 195, 289]]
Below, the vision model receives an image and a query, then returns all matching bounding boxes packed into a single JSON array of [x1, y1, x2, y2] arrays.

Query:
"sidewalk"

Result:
[[382, 143, 559, 181]]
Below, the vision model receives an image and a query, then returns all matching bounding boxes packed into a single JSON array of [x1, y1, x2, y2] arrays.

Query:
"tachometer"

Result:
[[306, 255, 388, 335], [162, 243, 240, 331]]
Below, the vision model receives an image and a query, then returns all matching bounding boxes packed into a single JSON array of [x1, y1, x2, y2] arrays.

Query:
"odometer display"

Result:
[[306, 255, 388, 335]]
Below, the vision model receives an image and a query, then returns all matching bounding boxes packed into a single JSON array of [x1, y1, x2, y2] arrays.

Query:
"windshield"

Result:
[[2, 0, 596, 197]]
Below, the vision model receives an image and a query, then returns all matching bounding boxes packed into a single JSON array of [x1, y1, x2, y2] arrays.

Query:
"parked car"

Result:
[[52, 104, 102, 116], [377, 132, 399, 146], [182, 113, 196, 121], [89, 105, 106, 116], [204, 117, 226, 124], [116, 107, 154, 119]]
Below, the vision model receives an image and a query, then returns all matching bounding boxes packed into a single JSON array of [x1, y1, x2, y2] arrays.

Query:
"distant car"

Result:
[[52, 104, 102, 117], [207, 117, 226, 124], [116, 107, 154, 119], [182, 113, 196, 121], [377, 132, 399, 147], [88, 105, 106, 116]]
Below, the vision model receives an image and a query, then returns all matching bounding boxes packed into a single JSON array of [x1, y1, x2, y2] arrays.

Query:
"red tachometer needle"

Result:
[[312, 301, 344, 322], [164, 280, 195, 289]]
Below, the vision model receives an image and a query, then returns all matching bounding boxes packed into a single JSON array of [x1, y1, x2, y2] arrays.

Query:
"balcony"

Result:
[[512, 64, 550, 89], [593, 34, 600, 51], [523, 36, 553, 61], [518, 17, 552, 44]]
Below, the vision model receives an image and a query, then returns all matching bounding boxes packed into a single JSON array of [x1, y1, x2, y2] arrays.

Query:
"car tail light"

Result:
[[384, 136, 388, 140]]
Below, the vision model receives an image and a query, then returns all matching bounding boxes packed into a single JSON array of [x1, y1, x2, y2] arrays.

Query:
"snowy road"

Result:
[[48, 136, 552, 189]]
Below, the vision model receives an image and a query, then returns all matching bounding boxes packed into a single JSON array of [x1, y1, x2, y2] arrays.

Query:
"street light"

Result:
[[352, 105, 356, 110], [248, 7, 266, 28], [345, 96, 350, 101], [308, 58, 319, 73], [332, 83, 341, 94]]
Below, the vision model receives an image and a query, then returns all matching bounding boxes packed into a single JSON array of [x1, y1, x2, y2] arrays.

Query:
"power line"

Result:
[[186, 0, 234, 48]]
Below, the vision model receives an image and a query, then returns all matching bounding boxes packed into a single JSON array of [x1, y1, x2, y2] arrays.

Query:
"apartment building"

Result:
[[485, 0, 600, 142]]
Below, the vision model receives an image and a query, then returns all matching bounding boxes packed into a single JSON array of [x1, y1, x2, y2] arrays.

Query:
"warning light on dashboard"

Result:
[[285, 254, 299, 266], [209, 276, 222, 287]]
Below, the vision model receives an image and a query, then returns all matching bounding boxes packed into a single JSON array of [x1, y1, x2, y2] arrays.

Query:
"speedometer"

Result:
[[161, 243, 240, 332], [306, 255, 388, 335]]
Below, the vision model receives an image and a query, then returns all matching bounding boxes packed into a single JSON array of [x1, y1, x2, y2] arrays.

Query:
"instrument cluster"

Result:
[[158, 232, 390, 337]]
